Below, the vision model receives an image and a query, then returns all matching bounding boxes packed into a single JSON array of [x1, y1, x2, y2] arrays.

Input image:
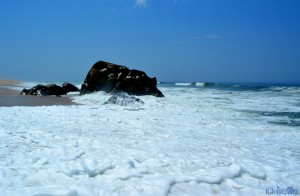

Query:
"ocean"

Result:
[[0, 82, 299, 195]]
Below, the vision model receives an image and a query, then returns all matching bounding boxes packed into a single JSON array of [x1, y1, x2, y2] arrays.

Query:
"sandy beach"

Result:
[[0, 79, 76, 107], [0, 79, 19, 85], [0, 79, 20, 95]]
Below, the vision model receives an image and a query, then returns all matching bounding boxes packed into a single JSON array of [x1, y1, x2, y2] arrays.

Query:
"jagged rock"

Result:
[[80, 61, 164, 97], [20, 84, 48, 95], [62, 82, 79, 93], [104, 92, 144, 106], [20, 88, 30, 95], [44, 84, 67, 96], [20, 84, 67, 96]]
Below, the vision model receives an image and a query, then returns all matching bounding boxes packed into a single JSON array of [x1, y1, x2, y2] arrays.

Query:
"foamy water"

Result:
[[0, 82, 299, 195]]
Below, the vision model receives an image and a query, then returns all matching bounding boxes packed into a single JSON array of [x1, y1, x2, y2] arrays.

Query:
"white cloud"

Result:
[[135, 0, 147, 7]]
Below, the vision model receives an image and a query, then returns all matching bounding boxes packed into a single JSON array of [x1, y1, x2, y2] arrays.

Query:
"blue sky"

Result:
[[0, 0, 299, 83]]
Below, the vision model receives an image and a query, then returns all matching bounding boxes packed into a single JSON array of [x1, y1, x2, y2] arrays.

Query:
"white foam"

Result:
[[175, 82, 192, 86], [0, 85, 299, 195], [195, 82, 205, 87]]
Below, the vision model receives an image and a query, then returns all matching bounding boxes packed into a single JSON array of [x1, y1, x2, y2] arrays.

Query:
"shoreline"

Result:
[[0, 79, 20, 85], [0, 94, 77, 107], [0, 79, 20, 95], [0, 79, 78, 107]]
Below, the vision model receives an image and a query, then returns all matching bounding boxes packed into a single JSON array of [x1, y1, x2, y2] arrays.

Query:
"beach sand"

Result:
[[0, 79, 77, 107], [0, 79, 19, 86], [0, 79, 20, 95]]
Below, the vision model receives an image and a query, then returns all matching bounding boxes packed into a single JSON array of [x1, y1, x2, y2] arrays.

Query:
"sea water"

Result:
[[0, 82, 299, 195]]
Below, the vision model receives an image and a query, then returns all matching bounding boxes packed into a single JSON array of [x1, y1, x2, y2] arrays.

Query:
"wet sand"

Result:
[[0, 79, 77, 107], [0, 94, 76, 107]]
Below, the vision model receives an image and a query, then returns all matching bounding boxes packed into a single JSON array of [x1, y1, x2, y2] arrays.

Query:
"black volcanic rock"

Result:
[[62, 82, 79, 93], [80, 61, 164, 97], [44, 84, 67, 96], [20, 84, 48, 96], [20, 84, 67, 96]]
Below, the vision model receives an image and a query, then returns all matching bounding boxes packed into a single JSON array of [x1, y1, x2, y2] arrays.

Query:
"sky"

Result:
[[0, 0, 300, 83]]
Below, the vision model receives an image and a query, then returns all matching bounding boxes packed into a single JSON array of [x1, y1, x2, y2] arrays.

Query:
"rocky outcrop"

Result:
[[62, 82, 79, 93], [20, 83, 75, 96], [104, 92, 144, 106], [80, 61, 164, 97]]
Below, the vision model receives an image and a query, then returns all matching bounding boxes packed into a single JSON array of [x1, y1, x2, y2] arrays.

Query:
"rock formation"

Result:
[[80, 61, 164, 97], [104, 92, 145, 106], [62, 82, 79, 93], [20, 84, 71, 96]]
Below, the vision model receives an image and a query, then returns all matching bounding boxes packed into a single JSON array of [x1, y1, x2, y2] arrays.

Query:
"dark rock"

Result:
[[20, 84, 67, 96], [20, 88, 30, 95], [44, 84, 67, 96], [80, 60, 164, 97], [29, 84, 48, 95], [62, 82, 79, 93], [104, 92, 144, 106]]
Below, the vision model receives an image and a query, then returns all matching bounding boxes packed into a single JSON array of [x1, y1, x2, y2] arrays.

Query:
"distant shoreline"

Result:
[[0, 79, 20, 95], [0, 79, 19, 85], [0, 79, 77, 107]]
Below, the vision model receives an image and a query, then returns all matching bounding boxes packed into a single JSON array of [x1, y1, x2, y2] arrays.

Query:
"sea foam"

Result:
[[0, 83, 299, 195]]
